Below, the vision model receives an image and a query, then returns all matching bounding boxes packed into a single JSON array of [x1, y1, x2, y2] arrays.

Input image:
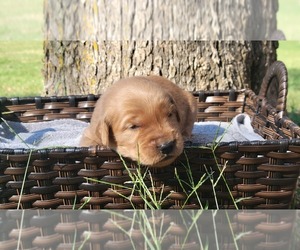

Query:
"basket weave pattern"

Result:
[[0, 61, 299, 210]]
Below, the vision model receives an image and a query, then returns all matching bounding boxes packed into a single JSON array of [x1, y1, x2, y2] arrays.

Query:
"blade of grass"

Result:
[[212, 210, 220, 250], [17, 209, 25, 249], [174, 161, 210, 208], [78, 231, 91, 250], [204, 166, 219, 209], [77, 197, 92, 210], [106, 216, 137, 250], [72, 227, 77, 250], [1, 118, 35, 210], [179, 210, 205, 249], [119, 153, 171, 209], [72, 194, 77, 210], [1, 118, 31, 149], [17, 149, 33, 209], [225, 211, 240, 250], [207, 138, 239, 209], [174, 151, 211, 208], [84, 177, 136, 208]]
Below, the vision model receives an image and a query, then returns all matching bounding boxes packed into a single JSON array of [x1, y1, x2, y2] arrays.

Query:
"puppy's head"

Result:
[[94, 79, 184, 167]]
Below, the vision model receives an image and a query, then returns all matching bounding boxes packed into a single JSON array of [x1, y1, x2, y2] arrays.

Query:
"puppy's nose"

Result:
[[159, 140, 175, 155]]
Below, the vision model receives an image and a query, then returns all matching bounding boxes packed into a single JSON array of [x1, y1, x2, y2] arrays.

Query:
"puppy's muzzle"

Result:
[[159, 140, 176, 155]]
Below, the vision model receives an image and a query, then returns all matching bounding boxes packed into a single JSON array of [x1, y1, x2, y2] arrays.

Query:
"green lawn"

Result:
[[0, 0, 43, 41], [276, 0, 300, 123], [277, 41, 300, 123], [277, 0, 300, 40], [0, 0, 43, 98], [0, 41, 44, 97]]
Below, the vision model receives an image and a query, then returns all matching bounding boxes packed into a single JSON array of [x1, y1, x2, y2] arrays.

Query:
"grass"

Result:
[[84, 142, 240, 210], [0, 0, 43, 98], [81, 146, 240, 249], [276, 0, 300, 123], [0, 41, 44, 97], [0, 0, 43, 41], [277, 41, 300, 124], [277, 0, 300, 41]]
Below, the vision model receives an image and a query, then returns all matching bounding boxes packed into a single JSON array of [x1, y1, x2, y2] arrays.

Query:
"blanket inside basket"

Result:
[[0, 114, 264, 149], [191, 113, 264, 144]]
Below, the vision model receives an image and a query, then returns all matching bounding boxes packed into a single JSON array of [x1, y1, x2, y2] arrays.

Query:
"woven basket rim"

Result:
[[1, 139, 300, 155], [0, 89, 247, 101]]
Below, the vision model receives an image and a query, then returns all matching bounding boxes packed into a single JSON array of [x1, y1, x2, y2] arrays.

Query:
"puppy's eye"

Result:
[[129, 124, 139, 130], [168, 112, 173, 118]]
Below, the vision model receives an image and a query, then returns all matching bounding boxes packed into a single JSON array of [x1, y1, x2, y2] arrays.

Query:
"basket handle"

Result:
[[258, 61, 288, 114]]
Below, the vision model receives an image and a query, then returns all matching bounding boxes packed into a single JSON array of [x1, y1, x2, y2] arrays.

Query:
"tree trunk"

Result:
[[43, 0, 279, 96]]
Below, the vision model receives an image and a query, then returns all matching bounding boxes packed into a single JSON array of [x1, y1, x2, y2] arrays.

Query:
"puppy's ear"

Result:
[[95, 117, 114, 147], [174, 106, 181, 123], [169, 96, 181, 122]]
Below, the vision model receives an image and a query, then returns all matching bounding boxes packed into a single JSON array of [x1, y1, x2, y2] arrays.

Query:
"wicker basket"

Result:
[[0, 61, 299, 210]]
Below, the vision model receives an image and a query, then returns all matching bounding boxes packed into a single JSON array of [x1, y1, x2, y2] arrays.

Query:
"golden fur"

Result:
[[80, 76, 197, 167]]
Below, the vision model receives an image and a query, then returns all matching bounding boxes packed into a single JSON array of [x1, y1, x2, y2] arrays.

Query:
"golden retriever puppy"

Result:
[[80, 76, 197, 167]]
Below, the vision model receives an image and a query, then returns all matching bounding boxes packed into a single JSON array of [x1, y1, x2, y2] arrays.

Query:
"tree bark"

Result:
[[43, 0, 279, 95]]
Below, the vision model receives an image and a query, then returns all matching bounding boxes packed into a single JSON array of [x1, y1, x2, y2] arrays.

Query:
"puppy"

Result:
[[80, 76, 197, 167]]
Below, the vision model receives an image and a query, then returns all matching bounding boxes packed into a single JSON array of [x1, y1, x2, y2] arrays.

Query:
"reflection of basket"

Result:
[[0, 61, 299, 209], [0, 210, 296, 249]]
